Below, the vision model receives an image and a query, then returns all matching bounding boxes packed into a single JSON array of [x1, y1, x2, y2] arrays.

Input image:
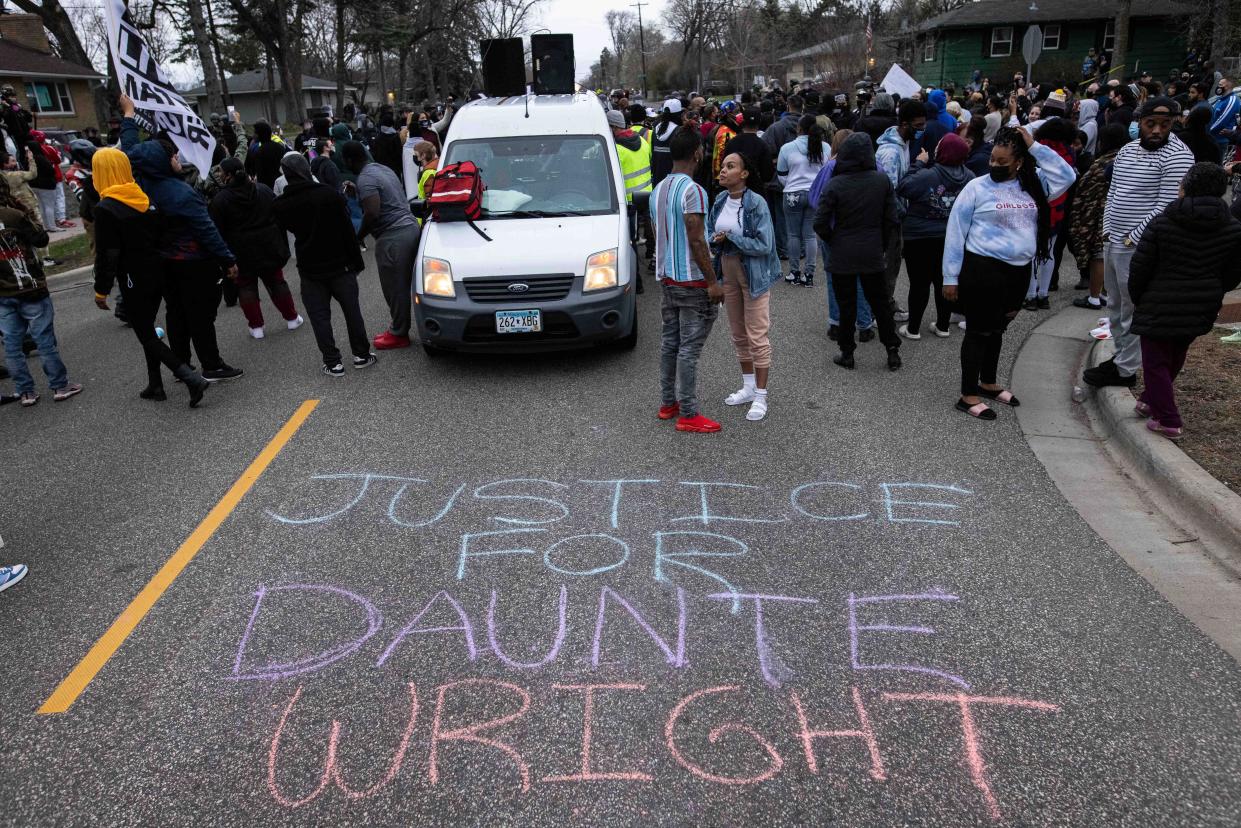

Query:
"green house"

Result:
[[898, 0, 1191, 91]]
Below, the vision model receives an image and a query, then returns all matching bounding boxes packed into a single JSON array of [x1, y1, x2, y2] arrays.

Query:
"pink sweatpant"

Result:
[[721, 254, 772, 368]]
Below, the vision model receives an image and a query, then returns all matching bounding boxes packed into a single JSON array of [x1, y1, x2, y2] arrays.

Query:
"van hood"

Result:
[[421, 214, 625, 283]]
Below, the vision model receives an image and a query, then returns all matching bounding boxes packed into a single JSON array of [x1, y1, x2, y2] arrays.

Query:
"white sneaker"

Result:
[[725, 387, 756, 406], [932, 325, 951, 338], [287, 315, 304, 331], [746, 394, 768, 421], [958, 320, 967, 331], [249, 326, 265, 340], [898, 324, 921, 340]]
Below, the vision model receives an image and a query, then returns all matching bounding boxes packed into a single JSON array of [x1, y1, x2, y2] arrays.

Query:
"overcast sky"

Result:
[[539, 0, 668, 81]]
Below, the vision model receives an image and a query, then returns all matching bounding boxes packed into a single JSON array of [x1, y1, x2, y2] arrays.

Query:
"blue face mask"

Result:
[[915, 129, 925, 141], [1128, 121, 1139, 141]]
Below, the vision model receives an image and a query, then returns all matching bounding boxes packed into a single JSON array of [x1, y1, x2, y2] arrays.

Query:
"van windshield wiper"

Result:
[[491, 209, 592, 218]]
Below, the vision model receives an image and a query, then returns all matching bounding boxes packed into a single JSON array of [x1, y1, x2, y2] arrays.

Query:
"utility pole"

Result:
[[631, 1, 649, 100]]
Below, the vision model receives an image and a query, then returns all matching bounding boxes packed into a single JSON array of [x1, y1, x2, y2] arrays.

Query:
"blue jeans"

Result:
[[767, 188, 787, 258], [660, 283, 718, 418], [783, 190, 817, 277], [0, 295, 68, 394], [820, 240, 874, 330]]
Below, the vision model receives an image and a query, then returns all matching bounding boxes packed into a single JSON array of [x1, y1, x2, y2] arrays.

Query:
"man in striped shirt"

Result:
[[1085, 97, 1195, 389], [649, 125, 724, 433]]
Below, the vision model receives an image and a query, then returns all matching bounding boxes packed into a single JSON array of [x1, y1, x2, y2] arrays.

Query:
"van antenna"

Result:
[[525, 91, 530, 118]]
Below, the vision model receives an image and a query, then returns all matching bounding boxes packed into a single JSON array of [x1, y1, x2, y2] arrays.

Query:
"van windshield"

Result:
[[443, 135, 618, 218]]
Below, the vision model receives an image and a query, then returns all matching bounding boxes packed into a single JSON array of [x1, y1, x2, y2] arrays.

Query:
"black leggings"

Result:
[[957, 252, 1028, 397], [834, 271, 900, 355], [164, 259, 225, 370], [903, 236, 951, 333], [118, 270, 189, 388]]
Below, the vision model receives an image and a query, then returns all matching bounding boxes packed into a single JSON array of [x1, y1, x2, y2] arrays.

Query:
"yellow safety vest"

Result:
[[616, 140, 652, 204], [632, 124, 650, 144]]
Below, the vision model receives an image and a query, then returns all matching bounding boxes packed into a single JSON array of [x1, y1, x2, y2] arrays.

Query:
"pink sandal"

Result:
[[1146, 418, 1183, 440], [955, 399, 997, 420]]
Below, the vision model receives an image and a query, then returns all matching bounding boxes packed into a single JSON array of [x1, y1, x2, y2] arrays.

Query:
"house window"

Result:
[[1043, 24, 1061, 50], [990, 26, 1014, 57], [903, 39, 914, 63], [1102, 20, 1116, 51], [26, 80, 73, 115], [924, 33, 937, 62]]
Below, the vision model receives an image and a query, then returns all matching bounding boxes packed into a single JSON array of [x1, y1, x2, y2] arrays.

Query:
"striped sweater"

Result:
[[1102, 135, 1195, 245]]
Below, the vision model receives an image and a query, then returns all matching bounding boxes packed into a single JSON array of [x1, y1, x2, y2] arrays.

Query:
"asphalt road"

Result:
[[3, 253, 1241, 826]]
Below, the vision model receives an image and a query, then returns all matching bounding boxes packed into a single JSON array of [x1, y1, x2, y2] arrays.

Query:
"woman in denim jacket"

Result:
[[707, 151, 780, 421]]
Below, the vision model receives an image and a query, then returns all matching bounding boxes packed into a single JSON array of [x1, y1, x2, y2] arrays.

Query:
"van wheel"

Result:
[[422, 342, 442, 357], [617, 302, 638, 350]]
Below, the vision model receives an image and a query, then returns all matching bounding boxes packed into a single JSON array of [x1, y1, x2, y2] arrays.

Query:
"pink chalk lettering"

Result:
[[231, 584, 382, 680], [881, 691, 1061, 821], [591, 586, 688, 669], [664, 686, 785, 785], [708, 592, 818, 688], [376, 590, 478, 668], [847, 591, 970, 688], [790, 686, 886, 781], [543, 683, 653, 783], [266, 682, 419, 807], [487, 585, 568, 669], [429, 678, 532, 793]]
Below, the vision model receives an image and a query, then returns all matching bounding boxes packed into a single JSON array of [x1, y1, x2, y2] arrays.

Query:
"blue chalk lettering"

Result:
[[543, 534, 630, 577], [388, 482, 467, 529], [671, 481, 789, 526], [789, 481, 869, 522], [653, 531, 748, 614], [457, 529, 546, 580], [265, 473, 426, 525], [579, 479, 661, 530], [473, 479, 571, 526], [879, 483, 974, 526]]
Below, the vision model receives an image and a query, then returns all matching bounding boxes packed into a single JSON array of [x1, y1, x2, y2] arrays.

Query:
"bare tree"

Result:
[[186, 0, 225, 114], [476, 0, 546, 39], [605, 9, 635, 88], [9, 0, 110, 124]]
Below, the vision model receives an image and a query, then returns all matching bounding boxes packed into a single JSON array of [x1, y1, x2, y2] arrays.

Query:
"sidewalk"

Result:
[[1014, 304, 1241, 662]]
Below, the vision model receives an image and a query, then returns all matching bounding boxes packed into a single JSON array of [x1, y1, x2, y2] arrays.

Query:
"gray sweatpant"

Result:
[[1103, 240, 1140, 378], [374, 223, 421, 338]]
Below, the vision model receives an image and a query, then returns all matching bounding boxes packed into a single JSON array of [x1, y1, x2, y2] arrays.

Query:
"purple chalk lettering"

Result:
[[591, 586, 688, 669], [229, 584, 382, 680], [377, 590, 478, 667], [487, 585, 568, 669], [708, 592, 819, 688], [847, 591, 970, 688]]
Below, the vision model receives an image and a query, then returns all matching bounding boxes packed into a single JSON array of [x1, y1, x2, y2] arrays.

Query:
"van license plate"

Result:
[[495, 309, 542, 334]]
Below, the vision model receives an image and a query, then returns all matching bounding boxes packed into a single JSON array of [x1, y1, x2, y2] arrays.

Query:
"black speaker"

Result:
[[480, 38, 526, 98], [532, 34, 575, 95]]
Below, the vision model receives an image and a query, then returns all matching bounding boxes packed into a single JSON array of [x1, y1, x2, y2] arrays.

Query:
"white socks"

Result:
[[726, 373, 757, 406], [747, 389, 768, 421]]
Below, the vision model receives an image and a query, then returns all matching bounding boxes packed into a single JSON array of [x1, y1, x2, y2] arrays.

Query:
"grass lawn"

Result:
[[44, 232, 92, 276]]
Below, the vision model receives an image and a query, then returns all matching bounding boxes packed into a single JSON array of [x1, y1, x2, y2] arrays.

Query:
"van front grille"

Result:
[[463, 274, 575, 303]]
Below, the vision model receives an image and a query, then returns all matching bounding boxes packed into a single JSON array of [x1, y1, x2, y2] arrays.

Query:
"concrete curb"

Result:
[[1085, 338, 1241, 570]]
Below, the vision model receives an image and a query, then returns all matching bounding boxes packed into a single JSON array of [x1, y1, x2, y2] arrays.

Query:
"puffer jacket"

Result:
[[1128, 195, 1241, 338], [120, 118, 234, 264], [1067, 148, 1118, 265], [813, 132, 900, 273]]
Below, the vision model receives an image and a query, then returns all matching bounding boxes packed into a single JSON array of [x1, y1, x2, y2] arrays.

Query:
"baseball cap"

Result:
[[605, 109, 626, 129], [1138, 96, 1180, 117], [662, 98, 683, 114]]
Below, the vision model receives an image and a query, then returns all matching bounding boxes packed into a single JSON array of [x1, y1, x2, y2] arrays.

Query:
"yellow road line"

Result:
[[38, 399, 320, 715]]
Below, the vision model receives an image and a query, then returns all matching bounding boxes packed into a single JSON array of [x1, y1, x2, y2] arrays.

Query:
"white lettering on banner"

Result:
[[104, 0, 216, 178]]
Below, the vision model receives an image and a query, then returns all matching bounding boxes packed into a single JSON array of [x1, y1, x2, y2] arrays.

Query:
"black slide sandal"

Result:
[[978, 387, 1021, 407], [956, 399, 998, 420]]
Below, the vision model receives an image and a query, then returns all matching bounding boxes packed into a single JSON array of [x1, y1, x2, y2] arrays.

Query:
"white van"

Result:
[[413, 93, 638, 354]]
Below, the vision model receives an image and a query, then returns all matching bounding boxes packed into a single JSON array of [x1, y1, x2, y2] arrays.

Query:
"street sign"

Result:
[[1022, 25, 1043, 66]]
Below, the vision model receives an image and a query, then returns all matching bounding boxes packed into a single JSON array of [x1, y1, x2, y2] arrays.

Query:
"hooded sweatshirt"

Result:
[[209, 163, 290, 272], [1077, 99, 1099, 154], [897, 161, 975, 240], [812, 132, 900, 273], [1128, 195, 1241, 338], [650, 114, 683, 187], [120, 118, 234, 264], [776, 134, 826, 192], [928, 90, 958, 133], [271, 169, 365, 282], [874, 125, 910, 196], [943, 141, 1078, 283]]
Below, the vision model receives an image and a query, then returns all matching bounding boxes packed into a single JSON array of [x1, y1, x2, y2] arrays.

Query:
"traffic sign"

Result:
[[1022, 25, 1043, 66]]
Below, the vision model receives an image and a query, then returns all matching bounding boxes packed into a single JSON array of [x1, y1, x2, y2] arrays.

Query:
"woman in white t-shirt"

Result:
[[707, 152, 781, 421]]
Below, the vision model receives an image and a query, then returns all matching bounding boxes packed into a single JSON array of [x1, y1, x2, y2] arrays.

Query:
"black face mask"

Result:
[[419, 119, 431, 128], [989, 165, 1014, 183], [1217, 87, 1226, 96]]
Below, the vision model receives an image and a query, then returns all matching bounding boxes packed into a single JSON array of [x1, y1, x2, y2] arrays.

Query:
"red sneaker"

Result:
[[658, 403, 680, 420], [373, 331, 411, 350], [675, 413, 721, 433]]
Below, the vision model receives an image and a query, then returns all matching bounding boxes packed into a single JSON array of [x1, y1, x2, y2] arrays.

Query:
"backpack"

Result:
[[428, 160, 491, 241], [808, 160, 833, 210]]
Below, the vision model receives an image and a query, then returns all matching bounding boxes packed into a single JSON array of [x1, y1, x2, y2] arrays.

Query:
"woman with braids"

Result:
[[776, 114, 827, 286], [942, 126, 1077, 420]]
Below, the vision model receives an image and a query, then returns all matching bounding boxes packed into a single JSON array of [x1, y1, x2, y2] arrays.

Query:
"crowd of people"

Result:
[[631, 63, 1241, 433], [0, 68, 1239, 444]]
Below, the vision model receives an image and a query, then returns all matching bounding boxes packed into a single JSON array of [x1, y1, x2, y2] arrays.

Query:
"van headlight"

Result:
[[584, 248, 618, 292], [423, 257, 455, 298]]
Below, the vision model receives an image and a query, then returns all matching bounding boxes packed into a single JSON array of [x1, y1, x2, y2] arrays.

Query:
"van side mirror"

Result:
[[408, 197, 427, 218]]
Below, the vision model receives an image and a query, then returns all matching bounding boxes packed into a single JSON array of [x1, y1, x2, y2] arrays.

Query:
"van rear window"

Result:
[[443, 136, 618, 217]]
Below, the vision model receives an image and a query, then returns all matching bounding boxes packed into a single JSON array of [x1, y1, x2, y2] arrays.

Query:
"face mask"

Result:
[[419, 120, 431, 129], [989, 165, 1013, 183], [1128, 122, 1140, 141], [1217, 87, 1226, 96], [915, 129, 925, 141]]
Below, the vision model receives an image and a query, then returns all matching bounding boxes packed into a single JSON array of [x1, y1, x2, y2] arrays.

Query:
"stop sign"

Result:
[[1023, 25, 1043, 66]]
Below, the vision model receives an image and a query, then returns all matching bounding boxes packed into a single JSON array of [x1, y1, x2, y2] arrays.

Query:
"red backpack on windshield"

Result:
[[428, 160, 491, 240]]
